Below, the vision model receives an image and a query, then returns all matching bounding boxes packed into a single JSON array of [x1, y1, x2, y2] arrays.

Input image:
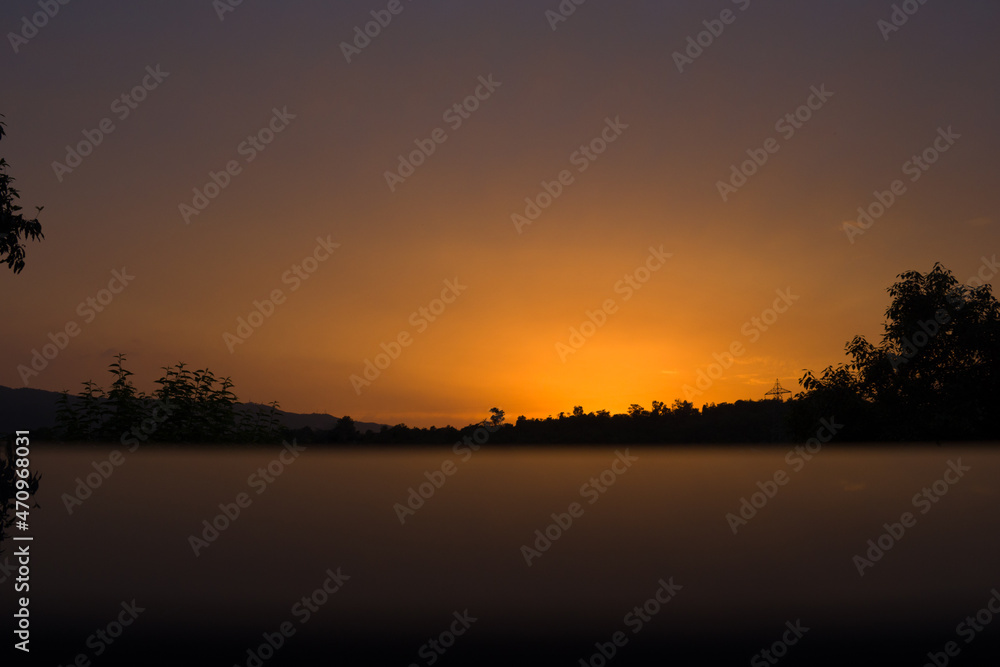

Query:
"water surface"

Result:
[[16, 444, 1000, 665]]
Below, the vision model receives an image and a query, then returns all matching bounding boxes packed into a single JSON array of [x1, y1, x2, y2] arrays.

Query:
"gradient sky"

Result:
[[2, 0, 998, 427]]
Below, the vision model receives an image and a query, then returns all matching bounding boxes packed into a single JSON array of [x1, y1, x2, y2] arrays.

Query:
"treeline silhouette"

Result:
[[42, 263, 1000, 446], [289, 400, 792, 446], [46, 357, 798, 445]]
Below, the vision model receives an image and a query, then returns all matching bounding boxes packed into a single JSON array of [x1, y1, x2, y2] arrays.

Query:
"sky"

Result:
[[1, 0, 998, 427]]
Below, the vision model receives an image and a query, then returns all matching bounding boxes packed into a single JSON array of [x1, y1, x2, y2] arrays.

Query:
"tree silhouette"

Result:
[[489, 407, 505, 428], [0, 115, 44, 274], [798, 263, 1000, 439], [331, 415, 357, 443], [671, 399, 697, 417]]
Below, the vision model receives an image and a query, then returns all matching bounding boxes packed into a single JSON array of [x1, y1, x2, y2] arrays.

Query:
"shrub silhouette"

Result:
[[56, 354, 282, 443]]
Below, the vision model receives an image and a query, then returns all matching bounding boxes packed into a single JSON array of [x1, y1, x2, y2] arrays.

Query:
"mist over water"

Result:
[[20, 444, 1000, 664]]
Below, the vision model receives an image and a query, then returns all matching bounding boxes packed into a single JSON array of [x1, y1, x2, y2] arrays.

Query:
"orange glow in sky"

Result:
[[2, 2, 998, 427]]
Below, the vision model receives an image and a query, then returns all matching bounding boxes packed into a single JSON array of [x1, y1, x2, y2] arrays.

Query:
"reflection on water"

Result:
[[22, 444, 1000, 665]]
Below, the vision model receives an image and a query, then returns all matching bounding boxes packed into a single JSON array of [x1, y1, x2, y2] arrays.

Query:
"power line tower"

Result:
[[765, 378, 791, 402], [764, 378, 792, 443]]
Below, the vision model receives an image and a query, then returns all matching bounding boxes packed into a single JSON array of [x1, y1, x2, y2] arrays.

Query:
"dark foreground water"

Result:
[[6, 444, 1000, 665]]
